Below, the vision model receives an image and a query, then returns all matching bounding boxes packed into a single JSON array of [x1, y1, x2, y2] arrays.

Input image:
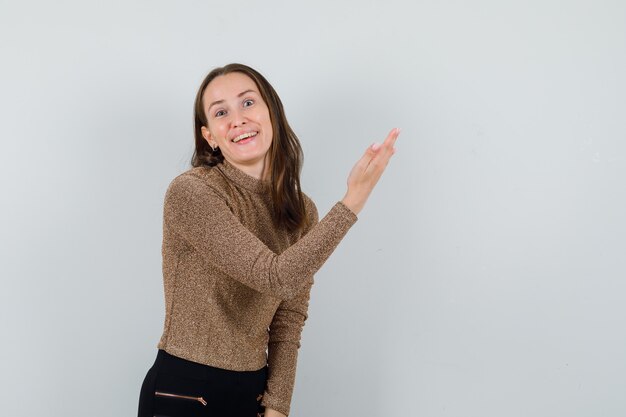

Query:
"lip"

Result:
[[230, 130, 259, 142]]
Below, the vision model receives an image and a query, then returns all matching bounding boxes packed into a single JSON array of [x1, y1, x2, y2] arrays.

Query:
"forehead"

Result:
[[202, 72, 259, 103]]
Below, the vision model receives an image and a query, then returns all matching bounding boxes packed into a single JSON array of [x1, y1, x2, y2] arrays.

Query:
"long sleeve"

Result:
[[261, 197, 319, 415], [262, 284, 312, 415], [163, 173, 357, 300]]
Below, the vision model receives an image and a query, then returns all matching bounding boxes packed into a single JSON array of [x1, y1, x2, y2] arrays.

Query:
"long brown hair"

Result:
[[191, 63, 309, 233]]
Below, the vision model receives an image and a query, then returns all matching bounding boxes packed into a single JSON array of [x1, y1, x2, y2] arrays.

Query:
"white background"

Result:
[[1, 1, 625, 416]]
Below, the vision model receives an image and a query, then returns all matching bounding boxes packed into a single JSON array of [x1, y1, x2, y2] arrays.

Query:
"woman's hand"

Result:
[[264, 407, 287, 417], [341, 127, 400, 215]]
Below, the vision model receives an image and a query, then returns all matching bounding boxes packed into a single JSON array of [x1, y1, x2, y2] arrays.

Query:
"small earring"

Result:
[[211, 145, 219, 152]]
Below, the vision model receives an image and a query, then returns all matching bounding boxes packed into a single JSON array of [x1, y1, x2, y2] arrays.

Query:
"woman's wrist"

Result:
[[341, 193, 363, 216]]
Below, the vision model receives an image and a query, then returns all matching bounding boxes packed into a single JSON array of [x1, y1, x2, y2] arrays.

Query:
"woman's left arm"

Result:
[[261, 196, 319, 416], [261, 283, 312, 416]]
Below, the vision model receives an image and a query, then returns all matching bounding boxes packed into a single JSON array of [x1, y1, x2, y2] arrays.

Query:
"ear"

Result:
[[201, 126, 217, 148]]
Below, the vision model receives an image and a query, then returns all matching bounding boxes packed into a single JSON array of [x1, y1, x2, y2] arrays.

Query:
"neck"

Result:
[[227, 157, 270, 181]]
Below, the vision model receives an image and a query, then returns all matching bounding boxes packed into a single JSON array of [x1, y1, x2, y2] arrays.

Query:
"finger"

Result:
[[382, 128, 400, 148], [373, 128, 400, 163], [366, 128, 399, 155], [357, 129, 399, 174], [354, 143, 379, 172], [373, 128, 400, 160]]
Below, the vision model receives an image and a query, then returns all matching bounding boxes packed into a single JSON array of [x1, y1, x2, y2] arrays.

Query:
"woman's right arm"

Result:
[[164, 128, 399, 300]]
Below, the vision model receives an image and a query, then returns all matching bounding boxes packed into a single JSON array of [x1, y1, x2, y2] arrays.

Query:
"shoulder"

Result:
[[165, 165, 231, 200], [162, 166, 235, 221], [162, 166, 236, 221]]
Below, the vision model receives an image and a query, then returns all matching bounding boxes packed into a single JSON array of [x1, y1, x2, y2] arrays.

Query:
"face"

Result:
[[201, 72, 273, 179]]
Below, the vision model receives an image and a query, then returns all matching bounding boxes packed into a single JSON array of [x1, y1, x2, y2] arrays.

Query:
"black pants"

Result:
[[138, 350, 267, 417]]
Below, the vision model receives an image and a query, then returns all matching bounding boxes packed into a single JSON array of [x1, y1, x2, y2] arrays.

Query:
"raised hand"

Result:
[[341, 127, 400, 215]]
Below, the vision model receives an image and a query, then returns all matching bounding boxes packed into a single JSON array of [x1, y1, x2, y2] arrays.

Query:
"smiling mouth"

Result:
[[232, 131, 258, 143]]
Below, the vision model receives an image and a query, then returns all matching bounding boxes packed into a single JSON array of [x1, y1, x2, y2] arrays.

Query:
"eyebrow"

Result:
[[207, 89, 257, 111]]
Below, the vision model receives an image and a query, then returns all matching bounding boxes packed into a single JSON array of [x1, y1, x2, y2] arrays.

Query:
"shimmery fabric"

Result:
[[156, 159, 358, 415]]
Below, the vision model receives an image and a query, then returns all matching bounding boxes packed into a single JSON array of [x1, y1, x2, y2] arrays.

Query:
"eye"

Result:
[[214, 109, 226, 117], [243, 99, 254, 107]]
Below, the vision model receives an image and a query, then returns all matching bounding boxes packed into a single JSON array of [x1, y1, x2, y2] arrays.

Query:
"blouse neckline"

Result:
[[216, 159, 271, 194]]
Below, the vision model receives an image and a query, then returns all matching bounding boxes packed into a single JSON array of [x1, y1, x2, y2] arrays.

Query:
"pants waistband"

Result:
[[154, 349, 267, 381]]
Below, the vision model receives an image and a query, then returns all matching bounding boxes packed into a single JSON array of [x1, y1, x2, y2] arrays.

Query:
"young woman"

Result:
[[138, 63, 399, 417]]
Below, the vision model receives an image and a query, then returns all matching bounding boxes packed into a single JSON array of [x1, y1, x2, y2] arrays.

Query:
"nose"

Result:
[[230, 107, 247, 128]]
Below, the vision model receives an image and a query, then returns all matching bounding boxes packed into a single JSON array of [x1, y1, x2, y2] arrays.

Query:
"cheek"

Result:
[[258, 104, 271, 123], [263, 118, 273, 140], [261, 111, 273, 132], [210, 122, 228, 138]]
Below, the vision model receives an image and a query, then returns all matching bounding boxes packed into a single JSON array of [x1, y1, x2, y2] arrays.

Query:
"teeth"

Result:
[[232, 132, 257, 143]]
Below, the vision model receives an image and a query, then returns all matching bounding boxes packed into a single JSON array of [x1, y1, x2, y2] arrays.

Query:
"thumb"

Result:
[[358, 142, 380, 168], [364, 142, 380, 158]]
